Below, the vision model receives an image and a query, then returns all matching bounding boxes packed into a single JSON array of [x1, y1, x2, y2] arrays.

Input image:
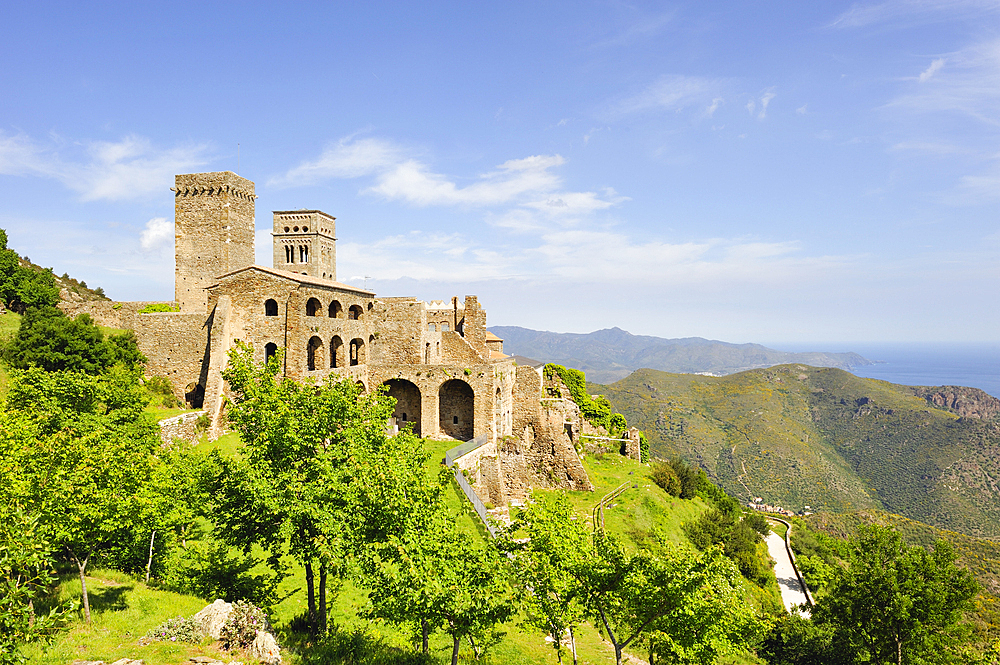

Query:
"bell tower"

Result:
[[272, 210, 337, 281], [173, 172, 256, 312]]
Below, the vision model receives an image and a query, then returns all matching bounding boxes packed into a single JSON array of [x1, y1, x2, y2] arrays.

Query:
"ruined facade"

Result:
[[61, 171, 592, 505]]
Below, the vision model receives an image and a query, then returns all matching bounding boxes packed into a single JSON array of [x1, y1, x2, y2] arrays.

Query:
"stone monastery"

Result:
[[62, 171, 621, 507]]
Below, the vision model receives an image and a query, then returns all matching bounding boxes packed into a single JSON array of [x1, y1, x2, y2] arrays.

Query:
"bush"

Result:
[[544, 364, 630, 436], [650, 461, 681, 496], [145, 616, 202, 643], [220, 600, 270, 651], [138, 302, 179, 314]]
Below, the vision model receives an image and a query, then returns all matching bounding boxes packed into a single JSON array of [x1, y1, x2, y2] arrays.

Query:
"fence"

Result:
[[444, 435, 497, 538]]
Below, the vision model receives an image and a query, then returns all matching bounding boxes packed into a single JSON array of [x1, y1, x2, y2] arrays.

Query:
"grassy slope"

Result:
[[596, 365, 1000, 537], [24, 434, 772, 664]]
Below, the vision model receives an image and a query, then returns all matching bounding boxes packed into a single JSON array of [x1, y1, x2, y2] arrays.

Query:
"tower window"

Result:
[[264, 299, 278, 316], [453, 416, 458, 424], [284, 226, 289, 232]]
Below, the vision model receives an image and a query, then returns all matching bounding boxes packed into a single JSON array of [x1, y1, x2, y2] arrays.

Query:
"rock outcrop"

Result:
[[193, 599, 233, 639], [912, 386, 1000, 420], [248, 630, 281, 665]]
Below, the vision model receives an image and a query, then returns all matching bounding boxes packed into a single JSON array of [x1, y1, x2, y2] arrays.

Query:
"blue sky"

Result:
[[1, 1, 998, 344]]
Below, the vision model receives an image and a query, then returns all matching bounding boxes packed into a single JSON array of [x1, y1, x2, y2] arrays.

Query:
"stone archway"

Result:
[[384, 379, 421, 436], [439, 379, 474, 440]]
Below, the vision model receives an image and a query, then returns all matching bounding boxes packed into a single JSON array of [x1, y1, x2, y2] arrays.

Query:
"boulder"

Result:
[[193, 599, 233, 639], [248, 630, 281, 665]]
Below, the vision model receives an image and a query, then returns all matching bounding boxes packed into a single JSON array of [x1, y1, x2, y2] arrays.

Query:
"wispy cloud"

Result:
[[594, 10, 676, 48], [919, 57, 946, 82], [0, 132, 210, 201], [885, 39, 1000, 126], [829, 0, 1000, 29], [272, 136, 625, 214], [746, 89, 777, 119], [611, 74, 726, 117]]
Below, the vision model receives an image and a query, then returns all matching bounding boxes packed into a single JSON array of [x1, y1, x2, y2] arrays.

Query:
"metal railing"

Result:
[[445, 435, 497, 538]]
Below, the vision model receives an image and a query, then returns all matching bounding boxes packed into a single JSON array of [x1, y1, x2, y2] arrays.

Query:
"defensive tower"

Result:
[[173, 172, 256, 312], [272, 210, 337, 280]]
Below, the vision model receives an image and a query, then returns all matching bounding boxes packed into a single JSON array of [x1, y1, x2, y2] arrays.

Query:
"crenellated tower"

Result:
[[172, 172, 256, 312], [272, 210, 337, 280]]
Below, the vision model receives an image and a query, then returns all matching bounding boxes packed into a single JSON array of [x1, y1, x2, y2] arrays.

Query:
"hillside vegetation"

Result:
[[595, 365, 1000, 537], [492, 326, 872, 384]]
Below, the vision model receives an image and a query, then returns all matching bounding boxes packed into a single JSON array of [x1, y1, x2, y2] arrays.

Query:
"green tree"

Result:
[[499, 491, 590, 665], [572, 531, 759, 665], [813, 525, 979, 665], [0, 229, 60, 313], [3, 307, 144, 373], [216, 342, 412, 636], [0, 366, 160, 624], [0, 508, 75, 664]]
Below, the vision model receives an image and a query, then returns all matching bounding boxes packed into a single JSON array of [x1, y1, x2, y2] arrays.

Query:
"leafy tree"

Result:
[[0, 229, 60, 314], [683, 500, 773, 586], [499, 492, 590, 665], [0, 366, 160, 623], [760, 614, 840, 665], [650, 461, 682, 496], [216, 342, 415, 636], [813, 525, 979, 665], [572, 531, 759, 665], [3, 307, 144, 373], [0, 508, 75, 664]]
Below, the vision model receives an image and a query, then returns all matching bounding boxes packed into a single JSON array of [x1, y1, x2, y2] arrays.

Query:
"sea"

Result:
[[770, 342, 1000, 399]]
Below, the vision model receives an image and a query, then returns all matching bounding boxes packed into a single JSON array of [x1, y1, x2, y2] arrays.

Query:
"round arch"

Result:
[[307, 336, 323, 371], [306, 298, 322, 317], [384, 379, 421, 436], [439, 379, 474, 440]]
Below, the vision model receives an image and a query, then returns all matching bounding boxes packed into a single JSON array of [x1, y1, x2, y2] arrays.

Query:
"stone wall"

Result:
[[57, 300, 174, 329], [158, 410, 207, 445]]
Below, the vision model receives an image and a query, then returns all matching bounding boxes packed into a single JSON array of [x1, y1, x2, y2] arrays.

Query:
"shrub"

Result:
[[162, 539, 283, 609], [544, 364, 630, 436], [220, 600, 270, 651], [650, 461, 681, 496], [138, 302, 179, 314], [145, 616, 202, 643]]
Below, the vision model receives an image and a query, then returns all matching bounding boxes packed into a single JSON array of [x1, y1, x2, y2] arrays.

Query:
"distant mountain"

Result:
[[597, 365, 1000, 538], [490, 326, 874, 383]]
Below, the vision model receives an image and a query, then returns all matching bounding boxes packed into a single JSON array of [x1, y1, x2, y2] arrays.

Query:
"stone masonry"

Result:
[[58, 171, 593, 506]]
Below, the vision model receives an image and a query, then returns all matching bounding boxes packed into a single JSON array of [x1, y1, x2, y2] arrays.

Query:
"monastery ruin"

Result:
[[62, 171, 604, 506]]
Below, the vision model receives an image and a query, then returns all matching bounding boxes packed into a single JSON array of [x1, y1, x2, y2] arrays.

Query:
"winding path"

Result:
[[766, 520, 811, 616]]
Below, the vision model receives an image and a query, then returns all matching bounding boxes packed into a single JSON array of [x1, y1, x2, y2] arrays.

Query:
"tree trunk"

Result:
[[145, 530, 156, 583], [896, 634, 902, 665], [422, 618, 430, 654], [305, 561, 316, 635], [319, 563, 328, 635], [73, 553, 91, 625], [570, 626, 578, 665], [452, 634, 461, 665]]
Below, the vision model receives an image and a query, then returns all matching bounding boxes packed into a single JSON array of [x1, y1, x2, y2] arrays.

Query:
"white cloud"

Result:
[[140, 217, 172, 251], [919, 57, 946, 82], [368, 154, 567, 207], [612, 75, 725, 116], [748, 90, 777, 119], [797, 104, 808, 114], [0, 132, 209, 201], [268, 136, 406, 187], [706, 98, 723, 116]]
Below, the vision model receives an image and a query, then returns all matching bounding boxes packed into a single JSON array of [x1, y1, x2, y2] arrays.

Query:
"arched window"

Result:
[[306, 298, 321, 316], [428, 323, 436, 332], [329, 300, 343, 318], [307, 336, 322, 371], [441, 322, 450, 331], [348, 304, 363, 320], [330, 336, 342, 368], [350, 338, 365, 366], [299, 245, 309, 263], [425, 342, 431, 364], [285, 245, 294, 263], [265, 343, 278, 363], [264, 299, 278, 316]]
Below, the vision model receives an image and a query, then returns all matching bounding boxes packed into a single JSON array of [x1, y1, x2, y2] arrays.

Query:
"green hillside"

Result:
[[595, 365, 1000, 537]]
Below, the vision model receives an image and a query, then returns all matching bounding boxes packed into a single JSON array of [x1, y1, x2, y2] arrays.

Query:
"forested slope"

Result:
[[595, 365, 1000, 537]]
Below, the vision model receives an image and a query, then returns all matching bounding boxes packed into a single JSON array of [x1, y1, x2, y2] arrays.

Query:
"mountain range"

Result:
[[490, 325, 874, 383], [595, 365, 1000, 538]]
